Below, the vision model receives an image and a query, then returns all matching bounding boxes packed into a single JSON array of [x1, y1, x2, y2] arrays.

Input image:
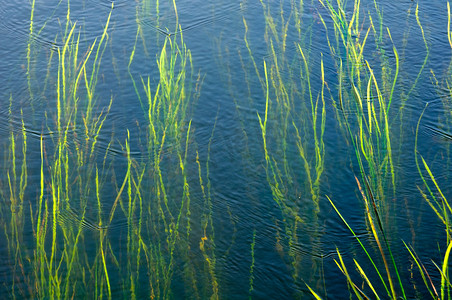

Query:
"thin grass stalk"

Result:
[[27, 0, 36, 99], [306, 282, 323, 300], [414, 104, 452, 225], [334, 248, 365, 300], [354, 259, 380, 299], [403, 4, 429, 104], [441, 240, 452, 299], [403, 242, 439, 299], [248, 229, 256, 299], [327, 195, 392, 297], [449, 2, 452, 49], [243, 17, 265, 91], [386, 29, 399, 113], [128, 25, 145, 113], [198, 112, 219, 299], [355, 176, 398, 299], [98, 171, 111, 300]]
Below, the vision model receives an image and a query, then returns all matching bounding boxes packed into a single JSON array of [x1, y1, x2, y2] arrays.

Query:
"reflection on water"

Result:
[[0, 0, 451, 298]]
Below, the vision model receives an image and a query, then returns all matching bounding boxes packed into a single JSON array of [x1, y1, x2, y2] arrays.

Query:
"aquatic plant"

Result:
[[127, 1, 219, 298], [0, 1, 120, 298], [317, 1, 451, 298], [317, 0, 399, 211], [1, 101, 28, 298], [3, 0, 452, 299], [2, 0, 219, 297], [239, 0, 328, 294], [322, 105, 452, 299], [327, 177, 406, 299], [33, 3, 116, 299], [129, 32, 196, 297]]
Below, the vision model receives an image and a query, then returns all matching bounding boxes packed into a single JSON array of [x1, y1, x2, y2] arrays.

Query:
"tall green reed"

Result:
[[315, 1, 403, 298], [326, 176, 407, 299], [318, 2, 451, 299], [126, 1, 219, 297], [378, 41, 451, 300], [197, 117, 220, 300], [11, 0, 215, 297], [240, 0, 327, 293], [317, 0, 399, 209], [0, 2, 118, 298], [1, 101, 29, 298]]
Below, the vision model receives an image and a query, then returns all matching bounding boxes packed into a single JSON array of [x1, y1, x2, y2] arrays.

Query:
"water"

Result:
[[0, 0, 451, 298]]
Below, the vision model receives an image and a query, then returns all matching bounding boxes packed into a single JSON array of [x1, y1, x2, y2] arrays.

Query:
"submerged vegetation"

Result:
[[2, 1, 214, 299], [242, 0, 327, 287], [0, 0, 451, 299], [236, 0, 452, 298]]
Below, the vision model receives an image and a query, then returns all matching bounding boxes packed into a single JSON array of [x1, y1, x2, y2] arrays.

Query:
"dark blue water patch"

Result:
[[419, 101, 452, 140], [136, 0, 246, 37], [250, 239, 296, 298], [176, 1, 246, 35], [1, 0, 134, 53], [58, 202, 137, 233], [0, 95, 49, 139], [0, 0, 36, 43], [87, 0, 129, 9]]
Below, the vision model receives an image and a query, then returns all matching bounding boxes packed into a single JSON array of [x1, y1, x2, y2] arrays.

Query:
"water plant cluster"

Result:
[[2, 1, 215, 299], [237, 0, 451, 298], [0, 0, 451, 299]]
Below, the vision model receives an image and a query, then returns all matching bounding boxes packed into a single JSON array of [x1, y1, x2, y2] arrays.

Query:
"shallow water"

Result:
[[0, 0, 451, 299]]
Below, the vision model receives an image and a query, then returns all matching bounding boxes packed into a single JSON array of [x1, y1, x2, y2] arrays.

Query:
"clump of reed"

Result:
[[326, 177, 407, 299], [125, 1, 219, 298], [320, 106, 451, 299], [317, 0, 431, 206], [317, 0, 400, 210], [0, 101, 29, 298], [240, 0, 327, 293], [314, 3, 406, 296], [127, 31, 197, 298], [316, 1, 452, 298], [1, 2, 128, 298], [3, 0, 219, 298], [414, 106, 452, 299]]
